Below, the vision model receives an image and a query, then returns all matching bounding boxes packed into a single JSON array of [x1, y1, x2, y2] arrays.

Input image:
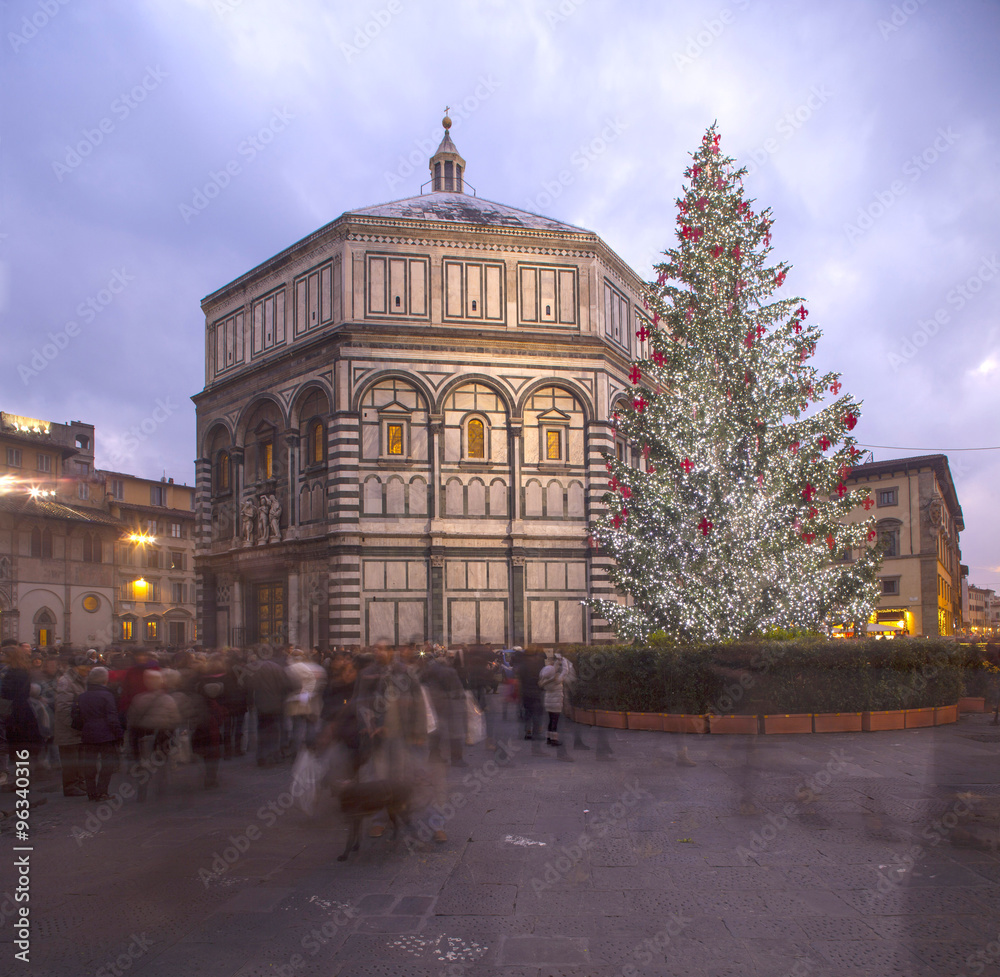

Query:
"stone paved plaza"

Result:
[[2, 704, 999, 976]]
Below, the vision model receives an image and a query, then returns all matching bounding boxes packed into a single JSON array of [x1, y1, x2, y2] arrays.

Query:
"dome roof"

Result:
[[346, 191, 590, 234]]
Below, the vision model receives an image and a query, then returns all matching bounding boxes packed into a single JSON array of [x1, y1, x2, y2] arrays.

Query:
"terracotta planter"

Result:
[[593, 709, 628, 729], [662, 714, 708, 734], [958, 696, 986, 714], [627, 712, 663, 731], [572, 708, 596, 726], [812, 712, 863, 733], [905, 707, 935, 729], [934, 704, 959, 726], [709, 714, 758, 734], [863, 709, 906, 731], [764, 713, 812, 734]]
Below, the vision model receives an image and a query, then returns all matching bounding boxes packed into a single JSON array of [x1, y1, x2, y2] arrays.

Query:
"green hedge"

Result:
[[563, 639, 966, 714]]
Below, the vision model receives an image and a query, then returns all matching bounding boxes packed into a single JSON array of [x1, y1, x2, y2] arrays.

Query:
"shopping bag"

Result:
[[421, 685, 438, 735], [465, 691, 485, 745], [291, 748, 326, 816]]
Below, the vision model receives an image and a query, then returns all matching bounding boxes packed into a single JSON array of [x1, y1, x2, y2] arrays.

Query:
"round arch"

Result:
[[515, 378, 594, 423], [290, 381, 334, 427], [436, 374, 515, 417], [234, 395, 288, 446], [351, 371, 434, 414]]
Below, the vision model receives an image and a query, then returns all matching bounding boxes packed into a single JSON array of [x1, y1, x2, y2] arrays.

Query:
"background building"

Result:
[[844, 454, 964, 636], [194, 122, 644, 650], [0, 409, 196, 650]]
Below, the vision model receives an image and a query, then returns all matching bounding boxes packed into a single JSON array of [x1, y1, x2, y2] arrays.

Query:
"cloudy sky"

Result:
[[3, 0, 998, 592]]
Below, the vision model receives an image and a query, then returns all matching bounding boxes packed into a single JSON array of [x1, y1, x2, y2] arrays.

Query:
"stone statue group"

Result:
[[241, 494, 282, 545]]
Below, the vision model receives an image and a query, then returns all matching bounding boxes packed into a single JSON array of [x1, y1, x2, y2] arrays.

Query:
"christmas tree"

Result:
[[590, 124, 881, 643]]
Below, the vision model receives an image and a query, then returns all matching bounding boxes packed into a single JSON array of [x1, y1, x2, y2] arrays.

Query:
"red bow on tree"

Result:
[[696, 196, 708, 212], [756, 324, 766, 339], [682, 457, 694, 474], [691, 226, 703, 242], [775, 271, 787, 287], [843, 413, 858, 430], [849, 446, 860, 459], [744, 330, 755, 349], [609, 476, 619, 491], [862, 497, 874, 511], [738, 201, 748, 214], [796, 305, 809, 319], [629, 365, 642, 385], [712, 244, 723, 258], [801, 532, 816, 544], [792, 318, 802, 334], [656, 270, 668, 285], [605, 461, 613, 472], [808, 506, 818, 520], [620, 486, 632, 500], [763, 231, 771, 247], [836, 482, 848, 498], [867, 528, 877, 542], [611, 515, 621, 529], [818, 436, 830, 452], [830, 380, 842, 395], [652, 313, 660, 327], [692, 165, 702, 180], [732, 244, 742, 260], [826, 534, 836, 550], [652, 350, 665, 366], [586, 535, 596, 549], [802, 483, 817, 501], [633, 396, 648, 412], [790, 441, 800, 455], [698, 517, 713, 536], [636, 325, 650, 342], [642, 444, 650, 459]]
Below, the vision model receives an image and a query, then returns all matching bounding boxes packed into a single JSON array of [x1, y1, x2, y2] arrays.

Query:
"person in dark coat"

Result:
[[191, 657, 227, 788], [1, 641, 44, 760], [420, 651, 466, 767], [221, 651, 249, 759], [247, 646, 291, 767], [517, 645, 547, 746], [77, 667, 122, 801]]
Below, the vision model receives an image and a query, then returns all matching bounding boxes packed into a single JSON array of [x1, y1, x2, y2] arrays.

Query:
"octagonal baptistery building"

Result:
[[193, 123, 650, 650]]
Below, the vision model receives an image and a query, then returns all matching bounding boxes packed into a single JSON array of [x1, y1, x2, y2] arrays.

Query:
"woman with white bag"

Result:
[[538, 651, 574, 748]]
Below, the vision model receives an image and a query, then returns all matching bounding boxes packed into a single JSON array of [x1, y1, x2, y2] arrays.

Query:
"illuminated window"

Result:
[[546, 429, 562, 461], [467, 419, 485, 459], [38, 628, 51, 646], [145, 620, 158, 641], [387, 424, 404, 456], [311, 421, 324, 464], [262, 442, 273, 479], [217, 452, 231, 493], [122, 619, 134, 640], [83, 594, 100, 613]]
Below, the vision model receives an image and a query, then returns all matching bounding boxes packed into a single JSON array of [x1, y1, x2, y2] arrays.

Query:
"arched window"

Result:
[[467, 418, 485, 459], [877, 519, 902, 558], [217, 451, 231, 494], [311, 420, 325, 465]]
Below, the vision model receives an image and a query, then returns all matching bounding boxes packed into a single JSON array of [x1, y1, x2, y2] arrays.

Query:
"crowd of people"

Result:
[[0, 638, 578, 841]]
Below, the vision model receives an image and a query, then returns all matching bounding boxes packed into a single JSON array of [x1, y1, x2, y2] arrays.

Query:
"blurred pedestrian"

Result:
[[54, 654, 92, 796], [77, 667, 122, 801]]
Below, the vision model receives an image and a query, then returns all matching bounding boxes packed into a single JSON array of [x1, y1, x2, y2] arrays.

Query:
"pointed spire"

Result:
[[429, 108, 466, 192]]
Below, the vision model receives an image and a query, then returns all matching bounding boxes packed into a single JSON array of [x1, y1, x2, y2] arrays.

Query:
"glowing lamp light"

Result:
[[129, 532, 156, 545]]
